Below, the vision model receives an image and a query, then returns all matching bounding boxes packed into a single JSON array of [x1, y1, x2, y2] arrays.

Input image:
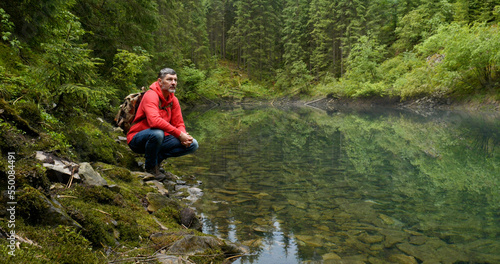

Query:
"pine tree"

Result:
[[282, 0, 310, 67], [309, 0, 337, 77], [227, 0, 282, 79]]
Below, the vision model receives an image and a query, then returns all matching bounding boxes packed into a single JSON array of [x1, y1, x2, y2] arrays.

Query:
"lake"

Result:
[[171, 104, 500, 264]]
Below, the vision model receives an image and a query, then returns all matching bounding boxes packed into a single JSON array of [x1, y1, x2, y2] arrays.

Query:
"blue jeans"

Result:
[[128, 128, 199, 170]]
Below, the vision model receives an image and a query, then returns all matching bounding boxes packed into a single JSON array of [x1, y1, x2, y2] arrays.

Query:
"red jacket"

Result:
[[126, 81, 186, 144]]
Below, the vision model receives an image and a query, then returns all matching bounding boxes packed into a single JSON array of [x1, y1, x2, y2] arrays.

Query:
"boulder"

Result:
[[388, 254, 418, 264], [35, 151, 80, 184], [146, 180, 169, 196], [180, 207, 202, 231], [18, 187, 81, 229], [146, 193, 180, 213], [78, 162, 108, 187]]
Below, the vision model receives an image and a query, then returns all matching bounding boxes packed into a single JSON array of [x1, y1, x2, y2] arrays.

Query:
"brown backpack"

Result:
[[114, 87, 172, 134], [114, 87, 148, 134]]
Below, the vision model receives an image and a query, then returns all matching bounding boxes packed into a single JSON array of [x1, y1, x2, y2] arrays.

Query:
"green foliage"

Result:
[[275, 60, 314, 95], [227, 0, 282, 78], [393, 0, 453, 52], [15, 100, 43, 128], [178, 65, 207, 101], [197, 65, 238, 99], [29, 10, 112, 112], [71, 0, 159, 68], [111, 48, 151, 99], [378, 51, 421, 90], [193, 62, 270, 100], [417, 22, 500, 94], [0, 8, 20, 49], [345, 35, 387, 83]]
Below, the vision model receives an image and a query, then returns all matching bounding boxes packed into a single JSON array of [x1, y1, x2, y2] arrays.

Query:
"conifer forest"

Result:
[[1, 0, 499, 109]]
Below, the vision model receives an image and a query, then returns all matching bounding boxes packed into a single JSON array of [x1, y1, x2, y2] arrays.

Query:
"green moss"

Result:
[[75, 185, 125, 206], [189, 247, 226, 263], [0, 221, 104, 264], [3, 156, 221, 262], [17, 159, 50, 195], [65, 206, 116, 247], [17, 186, 50, 224], [0, 120, 28, 154], [0, 99, 39, 137], [93, 162, 135, 182], [14, 100, 43, 129], [60, 115, 138, 168], [153, 207, 181, 228], [114, 213, 140, 242]]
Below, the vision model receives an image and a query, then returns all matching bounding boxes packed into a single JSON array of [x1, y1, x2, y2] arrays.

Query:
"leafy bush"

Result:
[[178, 65, 206, 101], [345, 35, 387, 83], [417, 23, 500, 95]]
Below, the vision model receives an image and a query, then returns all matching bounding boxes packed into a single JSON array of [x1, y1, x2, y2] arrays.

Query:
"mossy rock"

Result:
[[62, 116, 137, 168], [93, 162, 135, 183], [0, 119, 29, 154], [0, 223, 105, 264], [75, 185, 125, 206], [18, 158, 51, 195], [0, 98, 39, 137], [65, 206, 116, 247], [17, 186, 81, 228]]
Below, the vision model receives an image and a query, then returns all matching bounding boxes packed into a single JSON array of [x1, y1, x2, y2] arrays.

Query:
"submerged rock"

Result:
[[396, 239, 469, 263], [388, 254, 418, 264]]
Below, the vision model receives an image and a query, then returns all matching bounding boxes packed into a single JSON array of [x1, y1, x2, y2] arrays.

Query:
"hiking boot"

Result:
[[145, 166, 167, 181]]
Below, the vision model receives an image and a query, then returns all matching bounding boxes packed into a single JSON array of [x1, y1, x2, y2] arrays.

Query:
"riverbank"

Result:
[[1, 94, 498, 263], [0, 101, 247, 263], [205, 94, 500, 117], [0, 152, 246, 263]]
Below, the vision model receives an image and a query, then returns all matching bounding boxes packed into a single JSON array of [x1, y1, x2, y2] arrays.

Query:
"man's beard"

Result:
[[161, 83, 176, 93]]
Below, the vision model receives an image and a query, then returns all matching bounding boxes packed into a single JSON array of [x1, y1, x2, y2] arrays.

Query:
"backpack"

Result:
[[114, 87, 172, 134], [114, 87, 148, 134]]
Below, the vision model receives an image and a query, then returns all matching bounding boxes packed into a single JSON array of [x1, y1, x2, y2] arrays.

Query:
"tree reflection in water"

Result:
[[171, 106, 500, 264]]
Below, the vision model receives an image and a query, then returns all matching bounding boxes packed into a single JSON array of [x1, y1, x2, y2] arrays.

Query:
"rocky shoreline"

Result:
[[0, 150, 247, 263]]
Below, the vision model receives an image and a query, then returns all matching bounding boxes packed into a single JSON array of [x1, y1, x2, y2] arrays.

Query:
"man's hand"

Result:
[[179, 132, 193, 147]]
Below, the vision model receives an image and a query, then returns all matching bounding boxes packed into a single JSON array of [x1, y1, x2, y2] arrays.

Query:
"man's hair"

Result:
[[158, 68, 177, 79]]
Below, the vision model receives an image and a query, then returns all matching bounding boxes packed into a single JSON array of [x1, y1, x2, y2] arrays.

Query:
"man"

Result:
[[127, 68, 198, 178]]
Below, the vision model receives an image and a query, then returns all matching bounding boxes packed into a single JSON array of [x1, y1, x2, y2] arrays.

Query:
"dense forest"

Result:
[[1, 0, 499, 113]]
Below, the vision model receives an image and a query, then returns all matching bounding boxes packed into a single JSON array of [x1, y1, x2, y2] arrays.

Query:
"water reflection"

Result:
[[173, 106, 500, 263]]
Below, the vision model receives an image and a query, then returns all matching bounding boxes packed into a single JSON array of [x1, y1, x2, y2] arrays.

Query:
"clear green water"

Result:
[[172, 105, 500, 264]]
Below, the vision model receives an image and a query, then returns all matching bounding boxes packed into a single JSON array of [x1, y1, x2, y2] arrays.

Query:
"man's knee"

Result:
[[148, 129, 164, 144]]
